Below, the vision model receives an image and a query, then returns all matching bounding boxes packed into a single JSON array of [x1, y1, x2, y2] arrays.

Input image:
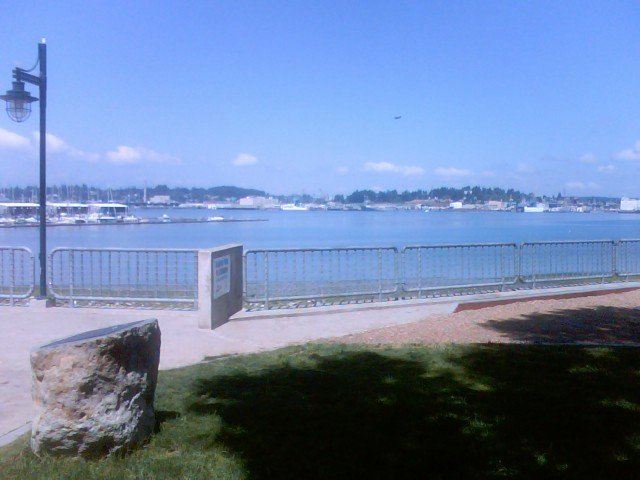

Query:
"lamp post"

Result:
[[1, 39, 47, 298]]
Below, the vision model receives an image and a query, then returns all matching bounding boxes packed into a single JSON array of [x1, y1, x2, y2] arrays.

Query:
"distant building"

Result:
[[0, 202, 39, 217], [238, 196, 279, 208], [148, 195, 171, 205], [523, 203, 547, 213], [449, 201, 463, 209], [620, 198, 640, 212], [485, 200, 505, 211]]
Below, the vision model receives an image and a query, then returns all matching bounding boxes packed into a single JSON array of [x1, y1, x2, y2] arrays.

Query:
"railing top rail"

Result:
[[49, 247, 198, 254], [0, 246, 33, 253], [521, 240, 616, 246], [403, 242, 518, 250], [244, 246, 399, 254]]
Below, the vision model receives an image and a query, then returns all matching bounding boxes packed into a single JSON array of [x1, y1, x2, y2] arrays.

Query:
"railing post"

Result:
[[530, 243, 538, 289], [612, 240, 619, 280], [499, 245, 505, 291], [193, 251, 199, 310], [47, 250, 53, 301], [416, 247, 422, 299], [69, 250, 75, 307], [9, 248, 15, 306], [242, 252, 247, 308], [397, 247, 405, 298], [264, 251, 270, 310], [377, 249, 383, 301], [516, 243, 523, 285]]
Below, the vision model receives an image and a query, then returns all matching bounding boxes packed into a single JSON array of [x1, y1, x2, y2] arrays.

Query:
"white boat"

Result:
[[88, 203, 129, 223], [523, 205, 546, 213], [54, 216, 78, 225], [207, 216, 224, 221], [281, 203, 309, 211]]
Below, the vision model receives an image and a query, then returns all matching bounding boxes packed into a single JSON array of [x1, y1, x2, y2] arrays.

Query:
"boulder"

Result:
[[30, 318, 161, 458]]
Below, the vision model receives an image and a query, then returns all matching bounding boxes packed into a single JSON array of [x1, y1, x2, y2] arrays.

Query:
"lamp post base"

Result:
[[30, 298, 55, 309]]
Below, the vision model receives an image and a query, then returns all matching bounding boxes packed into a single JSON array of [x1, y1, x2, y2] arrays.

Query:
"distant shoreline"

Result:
[[0, 218, 267, 229]]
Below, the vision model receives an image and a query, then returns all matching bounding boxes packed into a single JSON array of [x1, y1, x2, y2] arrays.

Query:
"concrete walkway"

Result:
[[0, 300, 456, 441]]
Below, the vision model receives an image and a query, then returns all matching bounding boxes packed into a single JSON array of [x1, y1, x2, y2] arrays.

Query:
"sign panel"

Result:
[[213, 255, 231, 299]]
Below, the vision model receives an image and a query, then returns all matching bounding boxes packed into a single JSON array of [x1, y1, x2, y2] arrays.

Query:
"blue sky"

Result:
[[1, 1, 639, 196]]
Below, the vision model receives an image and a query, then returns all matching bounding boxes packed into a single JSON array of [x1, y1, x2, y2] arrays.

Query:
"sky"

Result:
[[0, 1, 639, 197]]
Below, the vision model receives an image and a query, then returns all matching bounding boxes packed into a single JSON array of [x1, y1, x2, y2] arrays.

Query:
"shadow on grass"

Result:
[[187, 346, 640, 479], [482, 306, 640, 344], [153, 410, 180, 434]]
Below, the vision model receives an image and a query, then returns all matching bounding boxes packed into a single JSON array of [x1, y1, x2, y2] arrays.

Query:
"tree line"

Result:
[[0, 184, 266, 204], [335, 186, 535, 204]]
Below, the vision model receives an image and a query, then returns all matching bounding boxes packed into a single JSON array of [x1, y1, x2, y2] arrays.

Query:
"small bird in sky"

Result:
[[394, 115, 402, 120]]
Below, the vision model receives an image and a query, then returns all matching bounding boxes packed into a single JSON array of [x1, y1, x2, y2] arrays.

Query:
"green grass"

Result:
[[2, 343, 640, 479]]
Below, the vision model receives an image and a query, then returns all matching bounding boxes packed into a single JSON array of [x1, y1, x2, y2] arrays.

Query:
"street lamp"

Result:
[[1, 39, 47, 298]]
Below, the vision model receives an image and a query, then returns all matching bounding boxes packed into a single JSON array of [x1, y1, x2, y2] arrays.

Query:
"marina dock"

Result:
[[0, 218, 267, 228]]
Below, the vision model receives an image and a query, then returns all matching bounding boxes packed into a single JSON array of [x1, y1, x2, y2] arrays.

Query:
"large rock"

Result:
[[30, 319, 161, 458]]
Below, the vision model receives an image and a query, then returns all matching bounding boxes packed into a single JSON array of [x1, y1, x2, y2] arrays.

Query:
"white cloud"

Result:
[[233, 153, 258, 166], [515, 163, 534, 174], [106, 146, 141, 163], [0, 128, 30, 149], [565, 181, 600, 189], [32, 132, 99, 160], [1, 128, 181, 169], [336, 166, 349, 175], [580, 153, 597, 164], [434, 166, 472, 177], [597, 164, 615, 173], [106, 145, 180, 165], [363, 161, 424, 176], [616, 141, 640, 161]]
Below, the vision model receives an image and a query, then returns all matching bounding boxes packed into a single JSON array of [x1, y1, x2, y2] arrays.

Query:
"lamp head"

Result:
[[0, 81, 38, 122]]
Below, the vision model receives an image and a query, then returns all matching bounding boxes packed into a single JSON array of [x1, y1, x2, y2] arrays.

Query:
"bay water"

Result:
[[2, 209, 640, 254]]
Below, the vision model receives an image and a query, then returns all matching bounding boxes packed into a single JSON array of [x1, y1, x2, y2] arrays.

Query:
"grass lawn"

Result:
[[2, 343, 640, 479]]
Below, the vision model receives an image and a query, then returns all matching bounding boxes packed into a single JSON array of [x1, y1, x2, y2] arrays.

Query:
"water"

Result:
[[3, 209, 640, 254]]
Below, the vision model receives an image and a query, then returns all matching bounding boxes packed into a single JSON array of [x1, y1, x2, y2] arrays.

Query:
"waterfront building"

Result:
[[485, 200, 505, 211], [523, 203, 547, 213], [620, 198, 640, 212], [48, 203, 89, 217], [238, 196, 279, 209], [0, 202, 39, 218], [148, 195, 172, 205]]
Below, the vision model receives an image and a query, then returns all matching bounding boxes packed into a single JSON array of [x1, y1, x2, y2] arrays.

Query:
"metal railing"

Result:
[[48, 248, 198, 308], [402, 243, 519, 294], [244, 240, 640, 310], [519, 240, 616, 286], [0, 247, 35, 305], [5, 239, 640, 311], [244, 247, 398, 308], [616, 240, 640, 280]]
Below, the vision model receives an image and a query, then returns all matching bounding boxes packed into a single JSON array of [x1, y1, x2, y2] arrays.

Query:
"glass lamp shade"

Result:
[[5, 98, 32, 122], [0, 81, 38, 123]]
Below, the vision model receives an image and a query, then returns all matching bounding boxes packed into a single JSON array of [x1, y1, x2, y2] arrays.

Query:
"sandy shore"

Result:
[[333, 289, 640, 346]]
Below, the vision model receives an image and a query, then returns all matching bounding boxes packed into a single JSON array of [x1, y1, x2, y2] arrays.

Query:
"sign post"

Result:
[[197, 244, 243, 329]]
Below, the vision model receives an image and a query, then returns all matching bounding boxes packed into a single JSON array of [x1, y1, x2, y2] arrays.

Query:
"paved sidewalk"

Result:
[[0, 300, 455, 440]]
